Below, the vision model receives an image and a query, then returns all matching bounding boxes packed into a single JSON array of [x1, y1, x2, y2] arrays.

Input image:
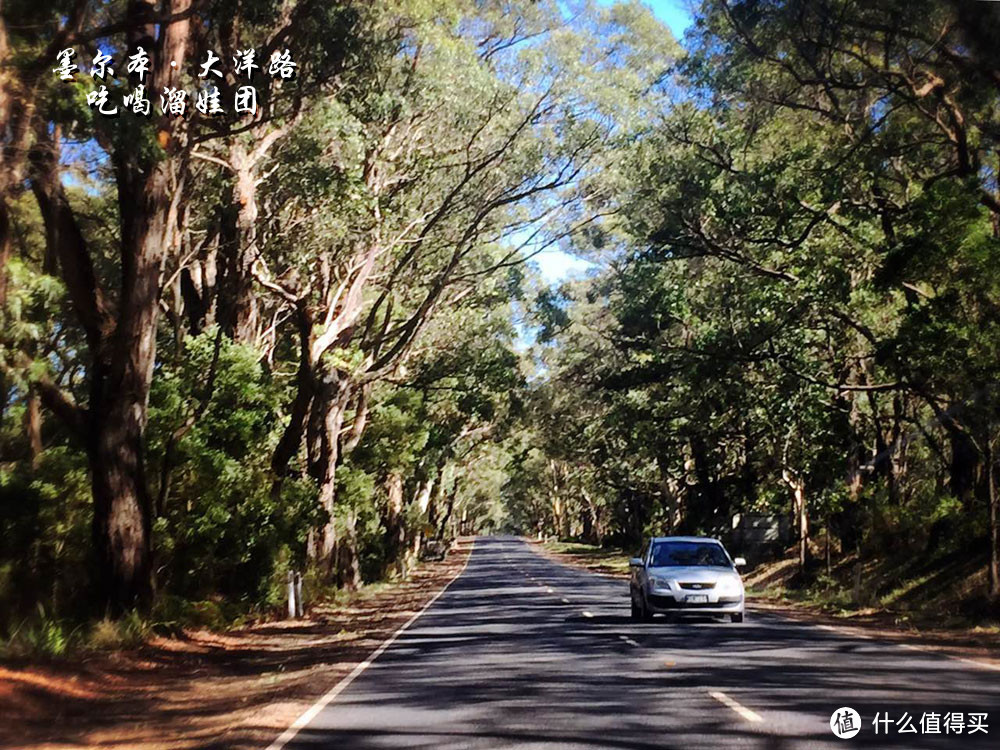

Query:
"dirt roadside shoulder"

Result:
[[533, 539, 1000, 669], [0, 539, 473, 750]]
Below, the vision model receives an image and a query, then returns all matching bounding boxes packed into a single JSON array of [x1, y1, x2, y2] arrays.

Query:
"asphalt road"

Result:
[[283, 536, 999, 749]]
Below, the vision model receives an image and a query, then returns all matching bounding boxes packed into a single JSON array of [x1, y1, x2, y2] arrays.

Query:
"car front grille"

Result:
[[678, 582, 715, 590]]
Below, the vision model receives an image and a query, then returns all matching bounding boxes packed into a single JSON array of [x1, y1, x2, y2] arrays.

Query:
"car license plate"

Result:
[[685, 594, 709, 604]]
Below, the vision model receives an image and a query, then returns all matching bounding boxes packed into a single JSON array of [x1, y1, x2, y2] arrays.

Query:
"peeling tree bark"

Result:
[[782, 469, 809, 571], [217, 143, 261, 345]]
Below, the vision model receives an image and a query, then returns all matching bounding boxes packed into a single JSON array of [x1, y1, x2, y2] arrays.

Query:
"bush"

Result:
[[1, 606, 79, 659]]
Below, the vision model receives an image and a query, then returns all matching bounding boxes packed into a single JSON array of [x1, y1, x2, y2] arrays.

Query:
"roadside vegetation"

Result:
[[504, 0, 1000, 623], [744, 541, 995, 628], [540, 540, 630, 577], [0, 0, 673, 650], [0, 546, 471, 750], [1, 0, 998, 659]]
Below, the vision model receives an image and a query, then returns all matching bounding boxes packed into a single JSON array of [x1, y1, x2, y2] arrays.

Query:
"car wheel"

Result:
[[730, 612, 744, 623], [640, 594, 654, 622]]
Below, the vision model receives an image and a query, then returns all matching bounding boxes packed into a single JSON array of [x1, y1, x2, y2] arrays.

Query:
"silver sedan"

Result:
[[629, 536, 746, 622]]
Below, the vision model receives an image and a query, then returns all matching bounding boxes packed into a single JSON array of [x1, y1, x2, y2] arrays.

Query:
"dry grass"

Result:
[[0, 540, 473, 750]]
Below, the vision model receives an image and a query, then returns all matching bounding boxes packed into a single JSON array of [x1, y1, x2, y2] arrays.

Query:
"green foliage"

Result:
[[0, 605, 80, 659], [7, 0, 995, 645], [146, 329, 324, 604], [508, 0, 1000, 614]]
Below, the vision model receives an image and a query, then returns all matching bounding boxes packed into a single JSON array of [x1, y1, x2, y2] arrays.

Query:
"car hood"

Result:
[[647, 565, 737, 582]]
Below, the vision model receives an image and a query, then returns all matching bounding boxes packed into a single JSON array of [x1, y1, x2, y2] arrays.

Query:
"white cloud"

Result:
[[532, 249, 595, 284]]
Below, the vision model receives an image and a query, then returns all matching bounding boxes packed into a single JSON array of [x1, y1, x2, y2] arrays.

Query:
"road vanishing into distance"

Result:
[[281, 537, 999, 749]]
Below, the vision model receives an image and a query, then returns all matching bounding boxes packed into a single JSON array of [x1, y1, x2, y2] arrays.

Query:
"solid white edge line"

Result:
[[263, 539, 475, 750], [802, 616, 1000, 672], [709, 690, 763, 723]]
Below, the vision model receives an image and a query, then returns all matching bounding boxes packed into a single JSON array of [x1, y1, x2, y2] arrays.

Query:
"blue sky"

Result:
[[533, 0, 694, 285], [641, 0, 695, 40]]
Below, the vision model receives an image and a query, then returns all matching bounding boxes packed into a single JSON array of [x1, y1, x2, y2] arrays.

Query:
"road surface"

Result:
[[282, 536, 999, 749]]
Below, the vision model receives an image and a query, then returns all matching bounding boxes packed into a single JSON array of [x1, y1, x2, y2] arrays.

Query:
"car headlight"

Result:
[[649, 576, 671, 590], [716, 576, 742, 596]]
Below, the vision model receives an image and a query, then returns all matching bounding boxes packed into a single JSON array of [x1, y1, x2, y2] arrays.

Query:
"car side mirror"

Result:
[[733, 557, 747, 568], [629, 557, 644, 568]]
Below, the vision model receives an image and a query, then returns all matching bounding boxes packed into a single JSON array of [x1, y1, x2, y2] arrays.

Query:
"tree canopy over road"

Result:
[[0, 0, 998, 642]]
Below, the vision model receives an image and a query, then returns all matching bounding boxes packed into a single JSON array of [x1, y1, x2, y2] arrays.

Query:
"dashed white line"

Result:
[[582, 610, 594, 619], [618, 634, 640, 647], [561, 597, 570, 604], [708, 690, 763, 723], [546, 586, 555, 593]]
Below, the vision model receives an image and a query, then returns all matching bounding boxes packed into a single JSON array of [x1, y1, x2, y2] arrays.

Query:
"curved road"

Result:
[[283, 536, 998, 749]]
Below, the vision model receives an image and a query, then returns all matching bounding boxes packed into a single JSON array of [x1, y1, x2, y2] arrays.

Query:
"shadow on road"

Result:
[[280, 537, 1000, 750]]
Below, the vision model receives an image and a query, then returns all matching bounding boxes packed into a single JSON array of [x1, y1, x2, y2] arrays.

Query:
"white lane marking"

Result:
[[561, 597, 570, 604], [263, 541, 475, 750], [709, 690, 763, 723], [898, 642, 1000, 672], [618, 634, 640, 647], [952, 656, 1000, 672], [582, 610, 594, 618], [807, 618, 1000, 671], [546, 586, 555, 593]]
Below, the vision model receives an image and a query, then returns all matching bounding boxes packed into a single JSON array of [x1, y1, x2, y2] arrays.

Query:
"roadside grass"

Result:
[[540, 540, 630, 576], [2, 573, 422, 660], [743, 541, 998, 631], [2, 606, 183, 659], [0, 543, 472, 749]]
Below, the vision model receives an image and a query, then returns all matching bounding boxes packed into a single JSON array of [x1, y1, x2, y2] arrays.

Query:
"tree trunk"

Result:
[[25, 387, 42, 464], [409, 475, 435, 563], [92, 0, 191, 611], [783, 470, 809, 571], [949, 424, 978, 508], [31, 132, 160, 611], [0, 201, 10, 309], [218, 143, 260, 345], [989, 442, 999, 601], [825, 515, 832, 576], [437, 480, 459, 541], [384, 472, 406, 575], [306, 372, 352, 573], [302, 358, 369, 590], [337, 509, 362, 590], [88, 400, 155, 610], [271, 306, 316, 484], [580, 489, 595, 543]]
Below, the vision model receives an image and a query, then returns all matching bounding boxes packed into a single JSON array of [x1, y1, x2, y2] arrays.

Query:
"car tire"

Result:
[[730, 612, 744, 623], [640, 594, 654, 622], [630, 593, 641, 621]]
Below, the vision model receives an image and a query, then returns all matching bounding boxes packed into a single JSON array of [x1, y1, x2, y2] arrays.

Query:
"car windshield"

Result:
[[650, 541, 730, 567]]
